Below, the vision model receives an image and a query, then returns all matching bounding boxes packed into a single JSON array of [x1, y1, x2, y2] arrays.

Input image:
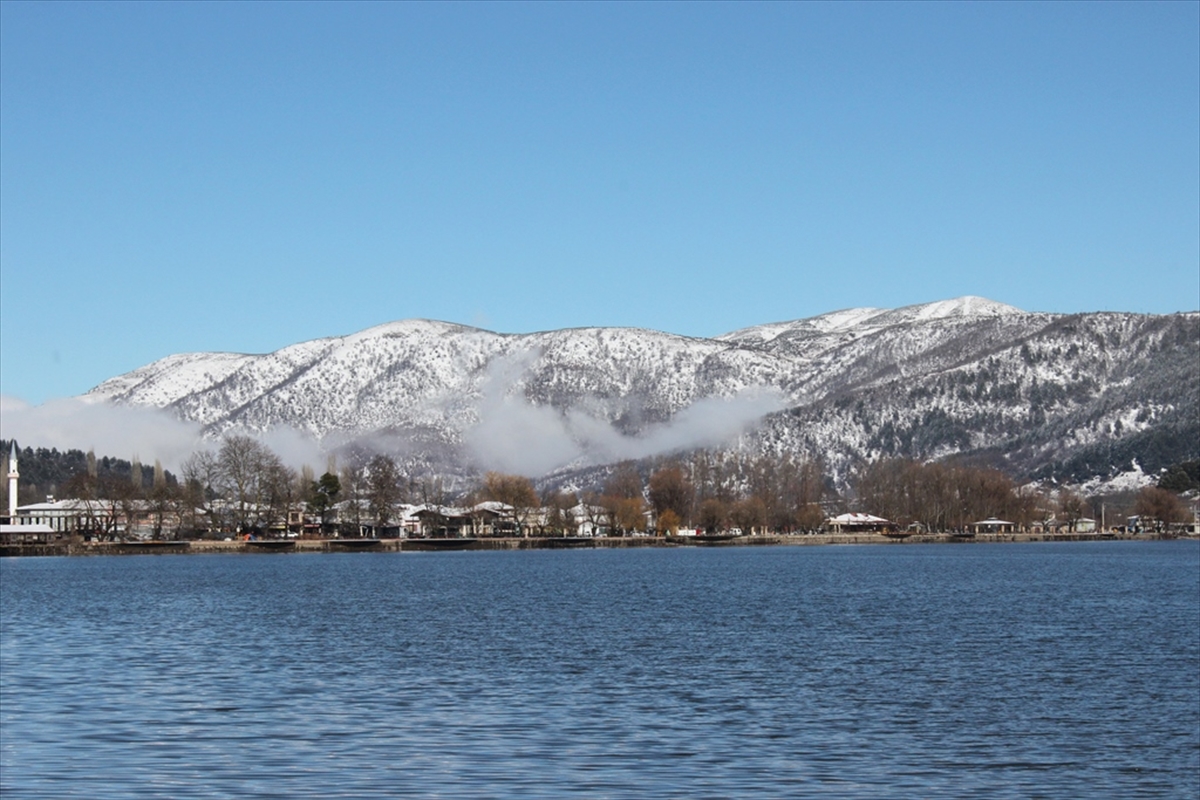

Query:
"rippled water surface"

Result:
[[3, 541, 1198, 798]]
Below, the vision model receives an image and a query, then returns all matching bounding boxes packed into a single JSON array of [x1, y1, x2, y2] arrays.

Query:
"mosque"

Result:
[[1, 443, 70, 543]]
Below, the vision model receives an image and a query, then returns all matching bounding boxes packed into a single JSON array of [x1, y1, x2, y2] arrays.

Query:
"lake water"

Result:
[[2, 541, 1198, 798]]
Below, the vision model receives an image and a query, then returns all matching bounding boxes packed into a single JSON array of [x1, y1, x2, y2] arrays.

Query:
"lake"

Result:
[[2, 541, 1198, 798]]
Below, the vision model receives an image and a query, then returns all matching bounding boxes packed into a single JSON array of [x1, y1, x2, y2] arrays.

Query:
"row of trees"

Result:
[[579, 454, 830, 535], [179, 437, 419, 536], [472, 450, 1194, 537], [58, 457, 177, 539], [856, 459, 1041, 531], [41, 437, 411, 539], [9, 436, 1195, 539], [477, 452, 833, 536], [1, 440, 172, 509], [857, 457, 1194, 532]]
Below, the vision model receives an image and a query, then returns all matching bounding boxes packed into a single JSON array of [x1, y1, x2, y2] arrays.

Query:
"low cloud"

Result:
[[3, 364, 786, 481], [0, 395, 204, 471], [244, 425, 327, 474], [463, 354, 785, 476], [0, 396, 331, 473]]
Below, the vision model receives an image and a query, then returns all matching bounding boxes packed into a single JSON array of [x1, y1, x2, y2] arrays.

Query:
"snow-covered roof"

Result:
[[408, 503, 470, 518], [1, 523, 56, 534], [472, 501, 514, 514], [16, 499, 97, 512], [828, 513, 893, 524]]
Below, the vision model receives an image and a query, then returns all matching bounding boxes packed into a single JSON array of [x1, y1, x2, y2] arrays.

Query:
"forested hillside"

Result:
[[1, 440, 175, 508]]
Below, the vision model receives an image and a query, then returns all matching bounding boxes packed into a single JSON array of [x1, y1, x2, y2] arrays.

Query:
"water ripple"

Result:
[[2, 542, 1198, 798]]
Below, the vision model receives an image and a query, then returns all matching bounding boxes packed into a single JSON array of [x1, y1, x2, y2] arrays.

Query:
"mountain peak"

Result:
[[349, 319, 490, 340], [718, 296, 1025, 344], [899, 296, 1025, 320]]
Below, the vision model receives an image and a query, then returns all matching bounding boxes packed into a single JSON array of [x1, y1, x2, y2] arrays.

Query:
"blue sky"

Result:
[[2, 1, 1197, 405]]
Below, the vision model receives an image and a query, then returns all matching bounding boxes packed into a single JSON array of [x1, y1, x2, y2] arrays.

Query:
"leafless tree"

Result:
[[366, 454, 405, 531], [217, 435, 276, 533], [483, 472, 539, 536], [1134, 486, 1187, 529], [648, 464, 692, 526], [182, 450, 221, 533]]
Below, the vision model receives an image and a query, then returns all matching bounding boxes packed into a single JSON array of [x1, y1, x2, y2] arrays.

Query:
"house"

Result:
[[410, 505, 475, 538], [13, 499, 89, 532], [0, 523, 59, 544], [569, 503, 609, 537], [11, 498, 130, 536], [468, 501, 518, 536], [972, 518, 1016, 534]]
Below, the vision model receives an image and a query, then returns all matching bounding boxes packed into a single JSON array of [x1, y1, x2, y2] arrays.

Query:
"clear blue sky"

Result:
[[2, 1, 1197, 405]]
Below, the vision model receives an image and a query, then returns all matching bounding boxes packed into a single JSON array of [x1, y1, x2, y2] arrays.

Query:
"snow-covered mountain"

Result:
[[87, 297, 1199, 482]]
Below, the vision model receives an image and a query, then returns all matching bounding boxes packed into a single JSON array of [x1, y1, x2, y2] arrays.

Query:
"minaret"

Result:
[[6, 442, 18, 520]]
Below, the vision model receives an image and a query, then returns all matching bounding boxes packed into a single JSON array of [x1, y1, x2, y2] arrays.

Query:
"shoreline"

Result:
[[2, 531, 1191, 557]]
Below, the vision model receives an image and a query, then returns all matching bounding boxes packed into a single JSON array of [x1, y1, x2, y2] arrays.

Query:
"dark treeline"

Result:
[[1, 440, 175, 507], [1158, 460, 1200, 493], [1031, 421, 1200, 485]]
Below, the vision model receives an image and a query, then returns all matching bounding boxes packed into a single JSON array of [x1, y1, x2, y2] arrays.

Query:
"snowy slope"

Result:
[[86, 298, 1199, 481]]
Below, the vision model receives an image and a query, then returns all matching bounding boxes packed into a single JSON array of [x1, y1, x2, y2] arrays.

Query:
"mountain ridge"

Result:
[[86, 298, 1200, 483]]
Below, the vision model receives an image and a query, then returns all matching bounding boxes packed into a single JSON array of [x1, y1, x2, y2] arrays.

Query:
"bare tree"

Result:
[[697, 498, 729, 534], [656, 508, 682, 535], [339, 458, 369, 536], [416, 475, 449, 507], [648, 465, 692, 528], [182, 450, 221, 534], [148, 460, 175, 539], [366, 454, 405, 533], [580, 490, 610, 536], [483, 472, 539, 536], [856, 458, 1030, 532], [610, 496, 646, 535], [262, 458, 299, 537], [601, 462, 645, 536], [217, 435, 276, 534], [61, 471, 118, 540], [541, 489, 578, 537], [1134, 486, 1186, 530], [1058, 489, 1087, 532], [730, 496, 767, 535]]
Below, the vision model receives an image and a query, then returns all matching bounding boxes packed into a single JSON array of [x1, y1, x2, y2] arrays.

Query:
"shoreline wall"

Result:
[[1, 531, 1185, 558]]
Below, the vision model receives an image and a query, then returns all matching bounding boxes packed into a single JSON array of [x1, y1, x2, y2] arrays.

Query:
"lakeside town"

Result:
[[3, 438, 1197, 555]]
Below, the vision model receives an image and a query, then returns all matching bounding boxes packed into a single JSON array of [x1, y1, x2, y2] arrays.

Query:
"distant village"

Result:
[[2, 437, 1198, 548]]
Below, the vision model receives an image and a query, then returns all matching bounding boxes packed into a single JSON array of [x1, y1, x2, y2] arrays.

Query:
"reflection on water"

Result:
[[2, 542, 1198, 798]]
